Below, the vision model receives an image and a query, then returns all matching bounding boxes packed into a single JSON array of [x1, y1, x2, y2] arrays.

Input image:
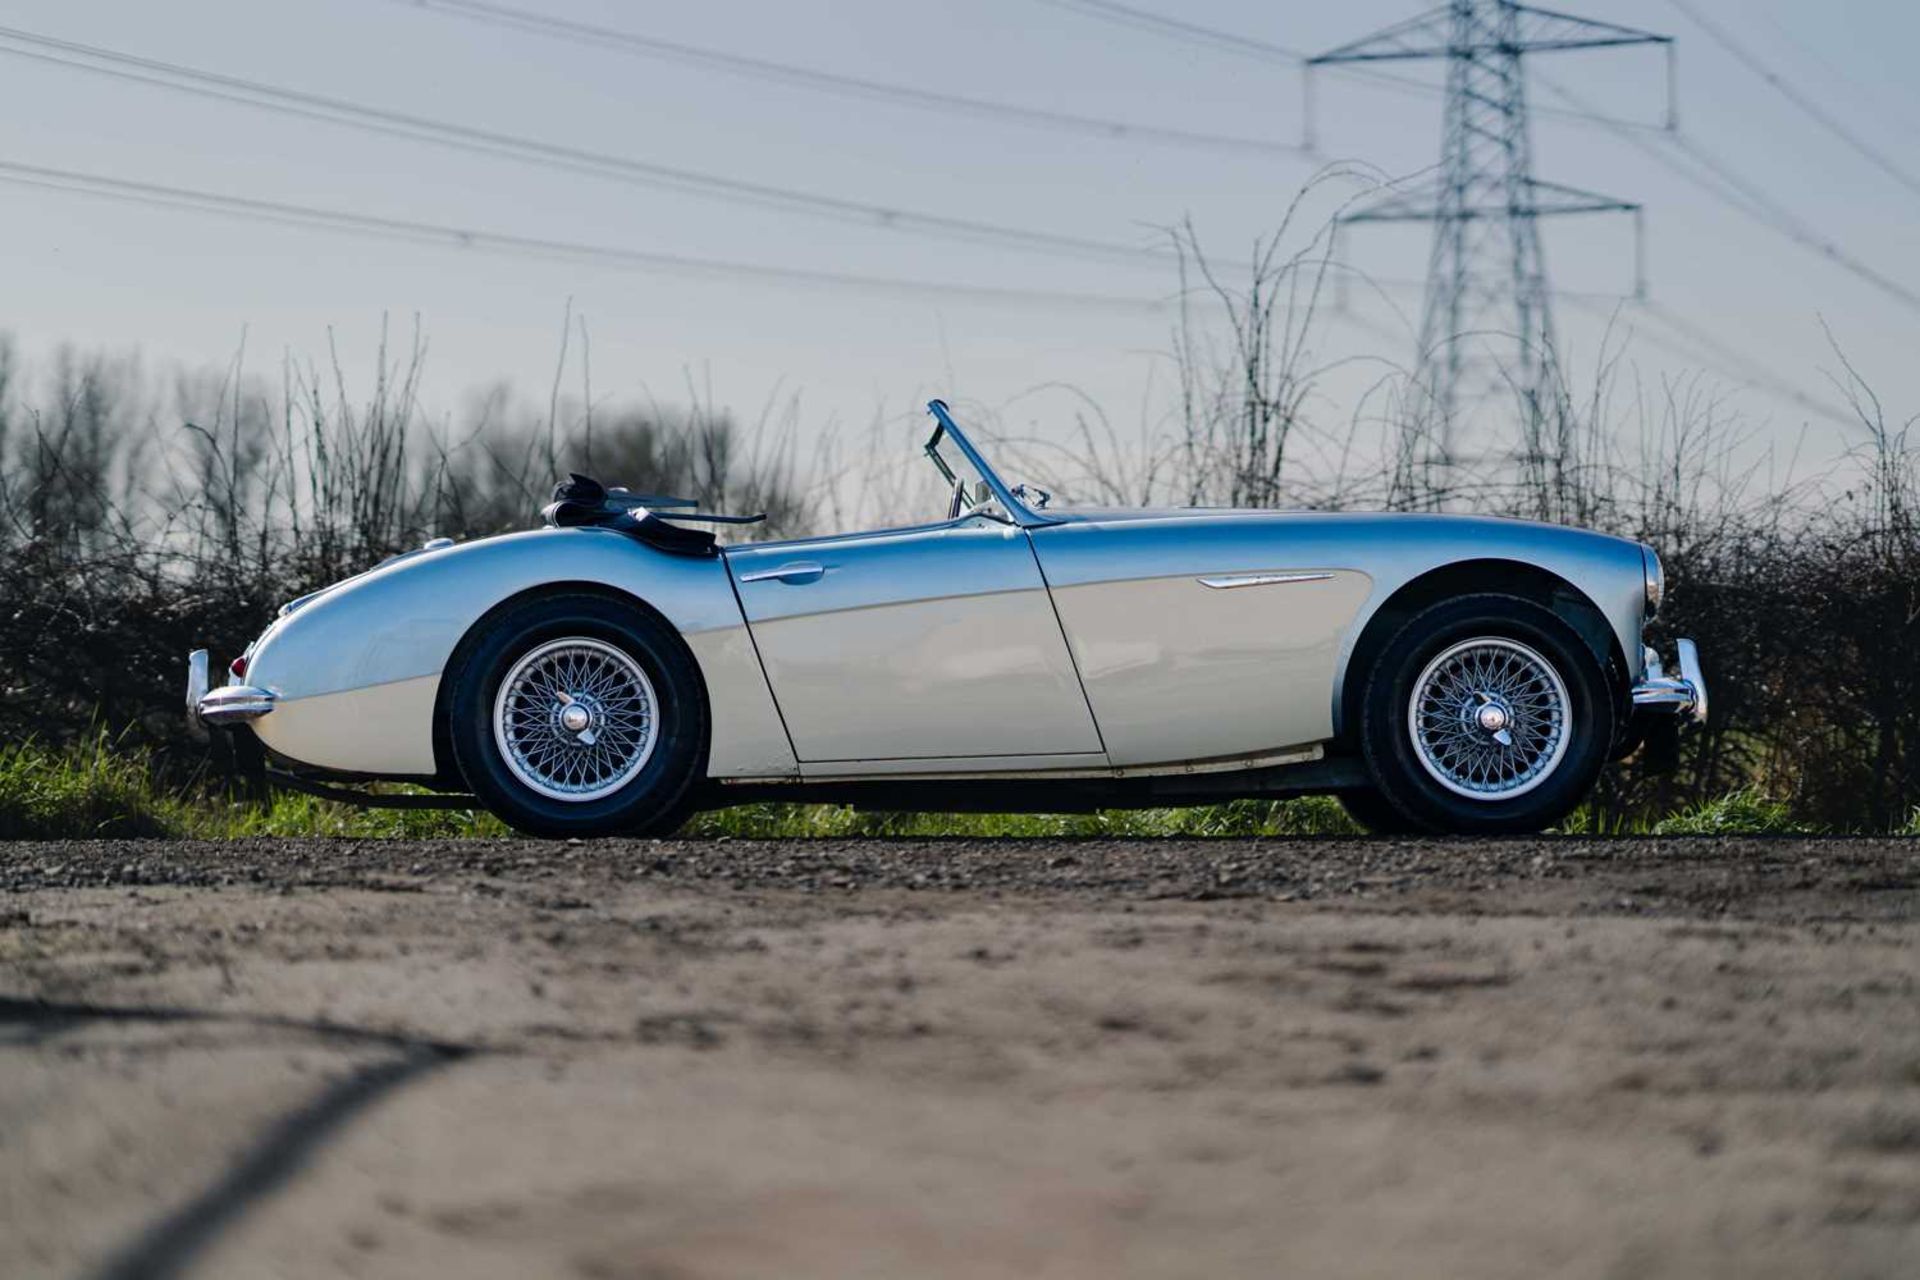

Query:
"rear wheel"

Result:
[[1359, 594, 1613, 835], [447, 593, 708, 837]]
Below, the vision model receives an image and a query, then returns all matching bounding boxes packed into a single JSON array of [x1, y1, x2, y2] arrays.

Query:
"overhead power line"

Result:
[[1030, 0, 1667, 133], [1045, 0, 1880, 440], [1749, 6, 1920, 139], [1533, 74, 1920, 317], [1633, 298, 1857, 427], [383, 0, 1298, 156], [1666, 0, 1920, 202], [0, 25, 1173, 270], [0, 158, 1168, 313], [1560, 294, 1855, 427], [1040, 0, 1920, 321], [7, 158, 1842, 425], [1034, 0, 1307, 62]]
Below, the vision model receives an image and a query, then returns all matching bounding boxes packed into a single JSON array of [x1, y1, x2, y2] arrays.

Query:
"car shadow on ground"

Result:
[[0, 996, 473, 1280]]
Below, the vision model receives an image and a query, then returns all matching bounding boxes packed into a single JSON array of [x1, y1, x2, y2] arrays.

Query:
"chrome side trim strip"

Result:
[[1196, 571, 1335, 590]]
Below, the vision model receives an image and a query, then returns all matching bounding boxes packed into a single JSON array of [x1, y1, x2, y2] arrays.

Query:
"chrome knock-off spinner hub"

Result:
[[494, 637, 660, 802], [1408, 637, 1571, 801], [1473, 700, 1512, 735]]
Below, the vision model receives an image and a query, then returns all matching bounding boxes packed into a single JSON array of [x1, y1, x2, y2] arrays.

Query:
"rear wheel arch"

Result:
[[430, 581, 711, 786], [1336, 559, 1627, 747]]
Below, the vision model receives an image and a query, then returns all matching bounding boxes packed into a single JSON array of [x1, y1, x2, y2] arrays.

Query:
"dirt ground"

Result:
[[2, 836, 1918, 1280]]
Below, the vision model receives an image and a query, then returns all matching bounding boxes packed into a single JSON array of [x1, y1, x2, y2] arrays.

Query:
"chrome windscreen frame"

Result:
[[924, 400, 1058, 529]]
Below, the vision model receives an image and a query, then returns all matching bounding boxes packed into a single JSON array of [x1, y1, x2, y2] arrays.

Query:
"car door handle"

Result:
[[737, 560, 826, 585]]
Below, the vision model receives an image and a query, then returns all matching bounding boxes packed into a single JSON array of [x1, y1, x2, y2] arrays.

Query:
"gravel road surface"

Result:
[[4, 835, 1918, 1279]]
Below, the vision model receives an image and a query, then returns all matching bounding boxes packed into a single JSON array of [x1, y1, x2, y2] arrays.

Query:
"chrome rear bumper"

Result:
[[187, 648, 276, 730], [1631, 638, 1707, 724]]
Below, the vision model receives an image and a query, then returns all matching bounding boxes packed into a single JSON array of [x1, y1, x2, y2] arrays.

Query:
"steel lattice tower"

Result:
[[1310, 2, 1671, 496]]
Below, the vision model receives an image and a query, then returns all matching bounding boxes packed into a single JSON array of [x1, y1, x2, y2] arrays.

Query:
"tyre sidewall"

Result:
[[448, 593, 708, 837], [1362, 594, 1614, 835], [1337, 787, 1425, 836]]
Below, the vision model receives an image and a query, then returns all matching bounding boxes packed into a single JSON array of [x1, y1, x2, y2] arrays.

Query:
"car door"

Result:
[[725, 516, 1105, 765], [1028, 514, 1373, 767]]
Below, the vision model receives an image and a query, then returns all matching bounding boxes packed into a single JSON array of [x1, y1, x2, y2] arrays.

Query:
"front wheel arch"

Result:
[[1359, 592, 1616, 834], [430, 581, 711, 788], [1335, 559, 1628, 749]]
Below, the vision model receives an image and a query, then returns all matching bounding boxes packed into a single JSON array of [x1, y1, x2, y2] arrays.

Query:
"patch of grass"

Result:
[[1649, 789, 1822, 836], [0, 735, 504, 840], [201, 791, 508, 840], [1550, 803, 1636, 836], [4, 741, 1908, 840], [0, 733, 185, 839], [682, 795, 1362, 839]]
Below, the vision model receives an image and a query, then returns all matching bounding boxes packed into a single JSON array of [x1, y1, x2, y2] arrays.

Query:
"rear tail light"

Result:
[[229, 655, 248, 680]]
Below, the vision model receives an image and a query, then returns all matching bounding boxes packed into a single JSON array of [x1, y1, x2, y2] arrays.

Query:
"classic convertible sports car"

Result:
[[188, 400, 1704, 836]]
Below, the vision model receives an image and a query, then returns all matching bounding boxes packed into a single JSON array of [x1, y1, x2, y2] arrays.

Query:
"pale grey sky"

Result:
[[4, 0, 1917, 479]]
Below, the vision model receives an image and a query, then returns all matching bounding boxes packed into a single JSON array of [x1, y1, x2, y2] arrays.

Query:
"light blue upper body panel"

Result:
[[1029, 507, 1650, 692], [247, 528, 745, 701]]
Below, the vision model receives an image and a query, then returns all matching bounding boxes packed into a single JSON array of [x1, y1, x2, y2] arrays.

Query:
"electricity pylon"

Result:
[[1310, 2, 1672, 501]]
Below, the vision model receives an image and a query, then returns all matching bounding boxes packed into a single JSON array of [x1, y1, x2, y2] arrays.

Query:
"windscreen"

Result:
[[924, 424, 1003, 519]]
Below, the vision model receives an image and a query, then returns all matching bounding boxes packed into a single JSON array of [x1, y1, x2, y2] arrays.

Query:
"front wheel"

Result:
[[1337, 788, 1425, 835], [446, 592, 709, 837], [1358, 594, 1614, 835]]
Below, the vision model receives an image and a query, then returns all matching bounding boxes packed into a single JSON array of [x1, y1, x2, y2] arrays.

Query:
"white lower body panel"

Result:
[[685, 625, 799, 778], [251, 674, 440, 775], [1048, 570, 1372, 767]]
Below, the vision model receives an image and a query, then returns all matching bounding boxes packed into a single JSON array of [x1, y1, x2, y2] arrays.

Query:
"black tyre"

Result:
[[1337, 788, 1425, 835], [446, 592, 709, 837], [1358, 593, 1614, 835]]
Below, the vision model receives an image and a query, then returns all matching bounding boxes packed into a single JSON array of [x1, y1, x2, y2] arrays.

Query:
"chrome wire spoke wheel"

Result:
[[1407, 636, 1572, 801], [493, 637, 660, 802]]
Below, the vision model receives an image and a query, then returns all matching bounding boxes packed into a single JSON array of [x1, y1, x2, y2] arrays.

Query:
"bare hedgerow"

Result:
[[2, 251, 1917, 829], [0, 323, 813, 773], [961, 204, 1920, 831]]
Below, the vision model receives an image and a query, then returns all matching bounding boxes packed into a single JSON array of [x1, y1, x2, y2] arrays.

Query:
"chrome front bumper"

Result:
[[187, 648, 276, 732], [1631, 638, 1708, 725]]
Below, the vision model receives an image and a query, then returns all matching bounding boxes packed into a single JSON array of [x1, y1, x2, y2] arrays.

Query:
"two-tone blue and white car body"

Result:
[[190, 401, 1703, 834]]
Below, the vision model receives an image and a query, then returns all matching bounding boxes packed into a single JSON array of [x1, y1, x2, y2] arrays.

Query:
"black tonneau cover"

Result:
[[539, 474, 764, 557]]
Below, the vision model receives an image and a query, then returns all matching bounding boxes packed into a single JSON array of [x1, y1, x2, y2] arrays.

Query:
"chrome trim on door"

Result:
[[736, 561, 826, 585], [1196, 571, 1335, 590]]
